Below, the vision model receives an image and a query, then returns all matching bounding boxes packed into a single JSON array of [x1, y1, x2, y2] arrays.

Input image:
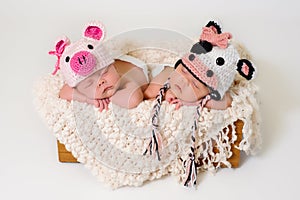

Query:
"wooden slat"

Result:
[[57, 141, 78, 163], [226, 120, 243, 168]]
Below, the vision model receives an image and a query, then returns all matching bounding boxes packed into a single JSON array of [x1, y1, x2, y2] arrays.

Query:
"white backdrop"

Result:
[[1, 0, 299, 199]]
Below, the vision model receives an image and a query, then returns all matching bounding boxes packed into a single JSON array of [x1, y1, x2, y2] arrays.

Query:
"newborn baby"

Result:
[[143, 21, 256, 187], [60, 55, 148, 111], [49, 21, 148, 111]]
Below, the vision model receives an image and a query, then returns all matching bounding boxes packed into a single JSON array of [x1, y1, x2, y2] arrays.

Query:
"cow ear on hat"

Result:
[[191, 41, 212, 54], [237, 59, 256, 80], [205, 21, 222, 34]]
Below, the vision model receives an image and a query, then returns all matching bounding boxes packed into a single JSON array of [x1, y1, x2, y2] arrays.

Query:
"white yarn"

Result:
[[54, 21, 115, 87], [34, 47, 261, 189]]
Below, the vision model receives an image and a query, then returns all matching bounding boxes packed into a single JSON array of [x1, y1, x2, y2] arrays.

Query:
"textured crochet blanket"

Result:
[[34, 39, 261, 189]]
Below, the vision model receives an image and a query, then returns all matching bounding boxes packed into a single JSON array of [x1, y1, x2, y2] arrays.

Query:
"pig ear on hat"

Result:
[[83, 21, 105, 41], [237, 59, 256, 80]]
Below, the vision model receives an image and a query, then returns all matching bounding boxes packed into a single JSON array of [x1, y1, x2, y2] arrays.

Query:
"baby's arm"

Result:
[[59, 84, 85, 102], [59, 84, 102, 107], [110, 80, 143, 109], [144, 66, 173, 99], [166, 90, 232, 110]]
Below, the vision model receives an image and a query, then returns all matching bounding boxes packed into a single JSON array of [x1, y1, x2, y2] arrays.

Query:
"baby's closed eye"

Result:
[[192, 81, 199, 89], [181, 67, 188, 74], [100, 68, 109, 76], [84, 80, 94, 88]]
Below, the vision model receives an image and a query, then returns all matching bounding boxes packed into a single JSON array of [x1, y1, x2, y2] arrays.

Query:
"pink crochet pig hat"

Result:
[[49, 21, 114, 87]]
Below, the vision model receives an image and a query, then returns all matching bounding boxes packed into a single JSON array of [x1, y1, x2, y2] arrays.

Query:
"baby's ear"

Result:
[[236, 59, 256, 80], [83, 21, 105, 41]]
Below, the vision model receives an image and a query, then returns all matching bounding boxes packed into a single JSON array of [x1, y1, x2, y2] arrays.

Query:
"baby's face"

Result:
[[168, 64, 209, 102], [76, 64, 120, 100]]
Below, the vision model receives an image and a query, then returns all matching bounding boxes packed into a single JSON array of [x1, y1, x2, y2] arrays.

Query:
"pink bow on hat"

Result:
[[49, 38, 70, 75], [200, 26, 232, 49]]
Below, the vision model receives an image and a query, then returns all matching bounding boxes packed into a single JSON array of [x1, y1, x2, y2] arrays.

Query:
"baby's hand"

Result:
[[95, 98, 110, 112], [86, 98, 100, 107], [169, 98, 183, 110], [165, 90, 176, 103], [164, 90, 187, 110], [206, 92, 232, 110], [85, 98, 110, 112], [165, 90, 181, 109]]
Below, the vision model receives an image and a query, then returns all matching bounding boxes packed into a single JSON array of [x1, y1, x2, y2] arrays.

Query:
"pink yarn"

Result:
[[183, 95, 211, 187], [182, 54, 218, 90], [84, 25, 103, 40], [49, 21, 114, 87], [49, 38, 70, 75], [200, 27, 232, 49], [241, 63, 250, 76], [70, 51, 97, 76]]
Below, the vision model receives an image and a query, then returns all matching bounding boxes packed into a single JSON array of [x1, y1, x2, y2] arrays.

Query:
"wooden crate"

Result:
[[220, 120, 243, 168], [57, 120, 243, 167], [57, 141, 78, 163]]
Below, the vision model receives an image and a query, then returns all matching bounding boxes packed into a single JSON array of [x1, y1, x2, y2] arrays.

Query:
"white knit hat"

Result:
[[49, 21, 114, 87], [178, 21, 256, 100], [179, 45, 239, 100]]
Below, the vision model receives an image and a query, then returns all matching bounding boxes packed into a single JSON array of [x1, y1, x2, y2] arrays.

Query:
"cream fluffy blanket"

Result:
[[34, 42, 261, 189]]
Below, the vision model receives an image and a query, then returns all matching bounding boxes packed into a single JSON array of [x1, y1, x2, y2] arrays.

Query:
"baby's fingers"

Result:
[[98, 99, 110, 112], [104, 100, 109, 111], [94, 100, 100, 107], [86, 98, 96, 106], [175, 102, 182, 110], [170, 99, 182, 110], [98, 101, 105, 112]]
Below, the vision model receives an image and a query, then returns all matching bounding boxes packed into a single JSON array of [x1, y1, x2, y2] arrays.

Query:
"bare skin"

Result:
[[59, 59, 148, 111], [144, 65, 232, 110]]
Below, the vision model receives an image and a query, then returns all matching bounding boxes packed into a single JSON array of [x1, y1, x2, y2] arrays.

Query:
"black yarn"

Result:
[[206, 21, 222, 34]]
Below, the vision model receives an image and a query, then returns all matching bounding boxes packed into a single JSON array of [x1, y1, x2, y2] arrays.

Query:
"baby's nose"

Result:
[[98, 79, 105, 87]]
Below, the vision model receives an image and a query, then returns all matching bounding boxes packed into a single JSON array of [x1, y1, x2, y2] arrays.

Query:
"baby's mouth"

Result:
[[103, 86, 113, 93]]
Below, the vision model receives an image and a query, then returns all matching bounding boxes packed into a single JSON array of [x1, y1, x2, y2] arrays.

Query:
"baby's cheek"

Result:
[[181, 86, 201, 102], [94, 88, 104, 99], [107, 73, 120, 86], [192, 88, 204, 100]]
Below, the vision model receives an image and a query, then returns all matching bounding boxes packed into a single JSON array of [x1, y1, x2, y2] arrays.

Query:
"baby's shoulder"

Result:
[[114, 59, 137, 75], [115, 54, 148, 74]]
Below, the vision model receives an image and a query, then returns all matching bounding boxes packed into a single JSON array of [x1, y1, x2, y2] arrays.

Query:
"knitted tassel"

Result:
[[183, 95, 211, 187], [143, 81, 170, 161], [183, 150, 197, 187], [144, 129, 163, 160]]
